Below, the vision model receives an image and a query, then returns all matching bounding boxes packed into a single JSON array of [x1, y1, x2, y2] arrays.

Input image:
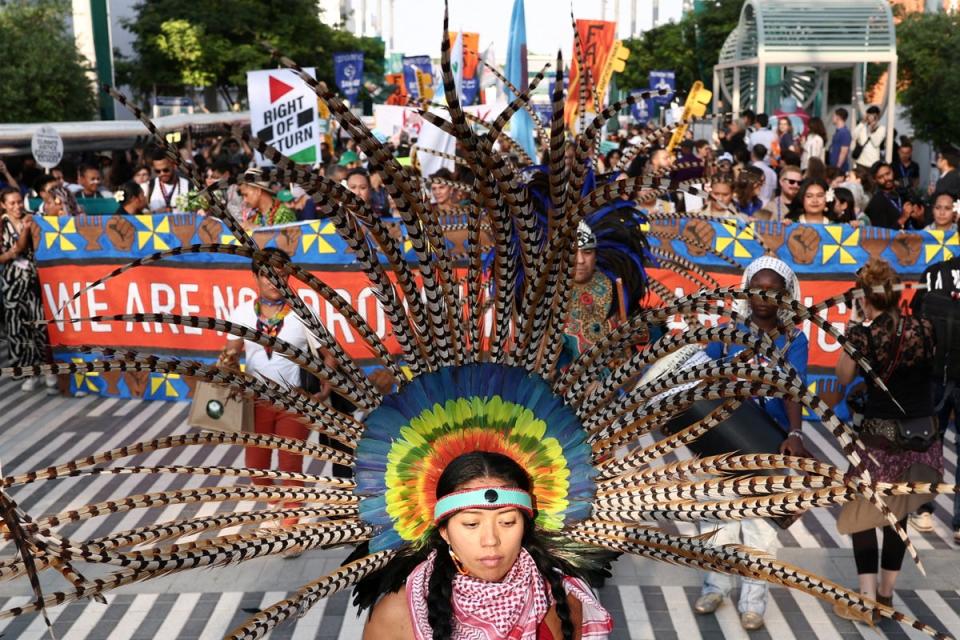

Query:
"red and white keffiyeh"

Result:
[[406, 548, 612, 640]]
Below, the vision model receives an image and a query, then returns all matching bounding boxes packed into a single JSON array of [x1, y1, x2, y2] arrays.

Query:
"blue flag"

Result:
[[505, 0, 537, 159], [333, 52, 364, 105]]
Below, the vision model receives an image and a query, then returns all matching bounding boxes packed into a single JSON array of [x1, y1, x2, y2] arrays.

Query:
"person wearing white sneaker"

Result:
[[1, 189, 54, 390]]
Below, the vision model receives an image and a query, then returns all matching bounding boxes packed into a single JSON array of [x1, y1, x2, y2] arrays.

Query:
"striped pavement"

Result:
[[1, 375, 959, 638]]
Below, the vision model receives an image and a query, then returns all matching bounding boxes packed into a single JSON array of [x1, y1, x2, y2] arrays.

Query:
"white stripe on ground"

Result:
[[760, 591, 797, 640], [915, 590, 960, 635], [60, 594, 111, 640], [290, 592, 331, 640], [150, 592, 201, 639], [661, 585, 703, 639], [786, 591, 845, 640], [105, 593, 159, 640], [338, 598, 367, 640], [195, 592, 245, 638], [618, 585, 656, 639], [87, 397, 119, 417]]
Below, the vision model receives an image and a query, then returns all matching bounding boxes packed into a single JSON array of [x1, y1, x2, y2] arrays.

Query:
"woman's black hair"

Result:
[[425, 452, 576, 640], [830, 187, 857, 223], [249, 246, 289, 275], [116, 181, 144, 206], [786, 177, 830, 221]]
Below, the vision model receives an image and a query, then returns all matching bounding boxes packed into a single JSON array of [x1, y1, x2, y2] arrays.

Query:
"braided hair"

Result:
[[426, 452, 577, 640]]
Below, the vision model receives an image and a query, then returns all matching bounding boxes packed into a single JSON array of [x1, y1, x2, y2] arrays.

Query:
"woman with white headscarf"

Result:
[[692, 256, 809, 631]]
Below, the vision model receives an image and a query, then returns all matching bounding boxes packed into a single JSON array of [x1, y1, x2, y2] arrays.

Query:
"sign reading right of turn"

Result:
[[247, 68, 321, 165]]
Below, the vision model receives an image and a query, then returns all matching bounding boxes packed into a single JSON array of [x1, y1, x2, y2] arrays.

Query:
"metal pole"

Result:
[[756, 63, 766, 114], [733, 66, 741, 114], [885, 59, 897, 163]]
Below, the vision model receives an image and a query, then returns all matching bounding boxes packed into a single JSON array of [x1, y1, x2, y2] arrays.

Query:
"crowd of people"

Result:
[[1, 103, 959, 636]]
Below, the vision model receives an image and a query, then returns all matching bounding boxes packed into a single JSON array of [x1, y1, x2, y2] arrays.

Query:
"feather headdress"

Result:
[[0, 6, 956, 640]]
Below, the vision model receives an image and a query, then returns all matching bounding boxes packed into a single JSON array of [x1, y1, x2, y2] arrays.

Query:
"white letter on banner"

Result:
[[179, 284, 201, 335], [297, 289, 321, 316], [212, 287, 235, 333], [324, 293, 354, 344], [817, 303, 841, 353], [43, 282, 82, 332], [125, 283, 146, 332], [357, 287, 386, 338], [150, 283, 178, 334], [86, 284, 111, 333]]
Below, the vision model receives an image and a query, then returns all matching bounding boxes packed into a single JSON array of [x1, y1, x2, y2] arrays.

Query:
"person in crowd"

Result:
[[801, 116, 827, 171], [834, 258, 942, 624], [369, 171, 393, 216], [429, 167, 458, 213], [740, 109, 756, 137], [132, 165, 151, 185], [693, 139, 713, 167], [72, 164, 112, 199], [361, 451, 612, 639], [694, 256, 808, 631], [219, 248, 335, 536], [910, 210, 960, 540], [113, 180, 149, 215], [671, 139, 705, 190], [603, 148, 621, 173], [203, 160, 245, 221], [733, 166, 765, 218], [719, 118, 748, 159], [805, 157, 827, 182], [786, 177, 830, 224], [931, 148, 960, 200], [924, 192, 958, 232], [852, 105, 886, 171], [900, 194, 929, 231], [0, 188, 56, 394], [750, 144, 777, 203], [777, 117, 797, 157], [0, 159, 20, 192], [829, 107, 852, 172], [829, 186, 869, 227], [238, 168, 297, 230], [338, 150, 361, 169], [704, 173, 736, 218], [281, 184, 318, 221], [826, 166, 844, 189], [893, 138, 920, 195], [345, 168, 374, 208], [842, 166, 874, 214], [715, 152, 735, 176], [749, 113, 777, 157], [864, 163, 906, 229], [325, 162, 348, 185], [142, 150, 190, 213], [35, 175, 81, 216], [757, 165, 802, 222]]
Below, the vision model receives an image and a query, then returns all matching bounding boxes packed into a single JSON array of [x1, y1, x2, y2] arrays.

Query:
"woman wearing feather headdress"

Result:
[[362, 451, 612, 640], [2, 6, 958, 639]]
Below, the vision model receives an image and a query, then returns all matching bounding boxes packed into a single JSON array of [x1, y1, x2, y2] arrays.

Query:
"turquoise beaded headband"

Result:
[[433, 487, 534, 523]]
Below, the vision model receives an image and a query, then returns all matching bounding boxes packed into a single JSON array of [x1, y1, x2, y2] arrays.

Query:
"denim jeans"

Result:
[[699, 518, 779, 615], [917, 382, 960, 530]]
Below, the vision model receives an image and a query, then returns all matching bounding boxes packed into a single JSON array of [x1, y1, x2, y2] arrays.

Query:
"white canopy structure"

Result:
[[713, 0, 897, 161]]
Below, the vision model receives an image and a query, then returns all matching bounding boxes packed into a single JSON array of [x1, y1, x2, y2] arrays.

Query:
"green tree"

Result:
[[896, 11, 960, 149], [118, 0, 384, 108], [0, 0, 96, 123], [617, 0, 744, 95]]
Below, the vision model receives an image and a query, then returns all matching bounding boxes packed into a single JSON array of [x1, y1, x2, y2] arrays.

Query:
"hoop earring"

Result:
[[449, 548, 469, 576]]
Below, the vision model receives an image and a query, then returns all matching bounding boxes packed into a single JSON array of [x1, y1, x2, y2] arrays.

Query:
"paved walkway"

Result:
[[1, 376, 958, 639]]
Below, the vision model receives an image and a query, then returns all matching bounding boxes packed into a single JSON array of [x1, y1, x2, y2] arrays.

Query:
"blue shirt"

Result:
[[829, 126, 852, 171], [704, 324, 809, 431]]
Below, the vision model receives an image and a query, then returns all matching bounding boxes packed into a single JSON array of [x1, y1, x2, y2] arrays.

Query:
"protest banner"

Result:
[[402, 55, 433, 101], [246, 68, 321, 165], [333, 52, 364, 105], [456, 32, 481, 106], [33, 215, 953, 405], [564, 19, 617, 131]]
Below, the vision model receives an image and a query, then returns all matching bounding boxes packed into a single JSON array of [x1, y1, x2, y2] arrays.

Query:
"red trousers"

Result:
[[245, 401, 308, 487]]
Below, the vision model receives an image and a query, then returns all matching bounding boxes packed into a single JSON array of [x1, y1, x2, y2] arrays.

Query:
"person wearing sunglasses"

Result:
[[756, 165, 802, 221], [142, 149, 190, 213]]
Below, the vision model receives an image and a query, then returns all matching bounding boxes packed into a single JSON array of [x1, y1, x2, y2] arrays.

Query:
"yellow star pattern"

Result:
[[70, 357, 100, 392], [924, 229, 958, 264], [301, 221, 337, 254], [821, 225, 860, 265], [714, 219, 756, 258], [135, 215, 171, 251], [43, 216, 79, 251], [220, 233, 241, 246], [150, 372, 181, 398]]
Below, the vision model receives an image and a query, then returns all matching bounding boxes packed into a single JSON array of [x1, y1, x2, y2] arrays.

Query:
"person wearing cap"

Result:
[[278, 184, 317, 221], [715, 152, 735, 174], [756, 165, 802, 222], [338, 150, 361, 169], [239, 168, 297, 230]]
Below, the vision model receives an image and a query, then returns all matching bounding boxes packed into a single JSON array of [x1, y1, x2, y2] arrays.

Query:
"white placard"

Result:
[[31, 126, 63, 170], [247, 68, 320, 165]]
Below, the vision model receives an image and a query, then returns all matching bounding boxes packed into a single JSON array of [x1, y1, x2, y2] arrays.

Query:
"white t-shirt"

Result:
[[752, 160, 778, 204], [142, 176, 191, 212], [853, 122, 886, 169], [229, 302, 308, 389], [748, 128, 777, 157]]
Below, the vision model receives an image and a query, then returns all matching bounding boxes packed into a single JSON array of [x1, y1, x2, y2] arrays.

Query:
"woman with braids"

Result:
[[834, 258, 942, 624], [732, 166, 764, 218], [703, 173, 738, 219], [361, 451, 612, 639]]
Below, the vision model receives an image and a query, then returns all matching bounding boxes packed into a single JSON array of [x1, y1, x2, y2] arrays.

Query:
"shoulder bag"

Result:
[[188, 381, 254, 433]]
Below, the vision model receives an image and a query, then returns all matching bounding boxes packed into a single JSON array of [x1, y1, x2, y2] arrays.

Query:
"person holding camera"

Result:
[[834, 258, 942, 624], [852, 106, 886, 171]]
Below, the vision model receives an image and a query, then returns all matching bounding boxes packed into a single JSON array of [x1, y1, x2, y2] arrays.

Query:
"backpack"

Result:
[[921, 291, 960, 384]]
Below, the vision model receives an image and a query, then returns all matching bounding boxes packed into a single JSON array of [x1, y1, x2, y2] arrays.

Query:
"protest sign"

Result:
[[31, 126, 63, 170], [565, 19, 617, 131], [247, 68, 320, 165], [333, 52, 364, 104]]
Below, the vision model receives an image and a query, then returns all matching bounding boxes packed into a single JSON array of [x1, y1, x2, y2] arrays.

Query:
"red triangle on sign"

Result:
[[268, 75, 294, 103]]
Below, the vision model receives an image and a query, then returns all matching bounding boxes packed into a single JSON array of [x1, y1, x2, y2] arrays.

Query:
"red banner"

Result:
[[565, 19, 617, 131]]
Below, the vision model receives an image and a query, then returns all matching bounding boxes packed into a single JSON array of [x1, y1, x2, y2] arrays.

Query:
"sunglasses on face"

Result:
[[156, 167, 173, 174], [783, 178, 801, 186]]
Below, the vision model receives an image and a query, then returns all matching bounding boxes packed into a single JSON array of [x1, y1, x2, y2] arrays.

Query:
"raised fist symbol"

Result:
[[105, 215, 136, 252], [891, 232, 922, 267], [199, 217, 224, 246], [756, 220, 786, 256], [680, 219, 716, 257], [170, 213, 198, 248], [860, 226, 892, 261], [787, 225, 820, 265], [125, 370, 150, 398]]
